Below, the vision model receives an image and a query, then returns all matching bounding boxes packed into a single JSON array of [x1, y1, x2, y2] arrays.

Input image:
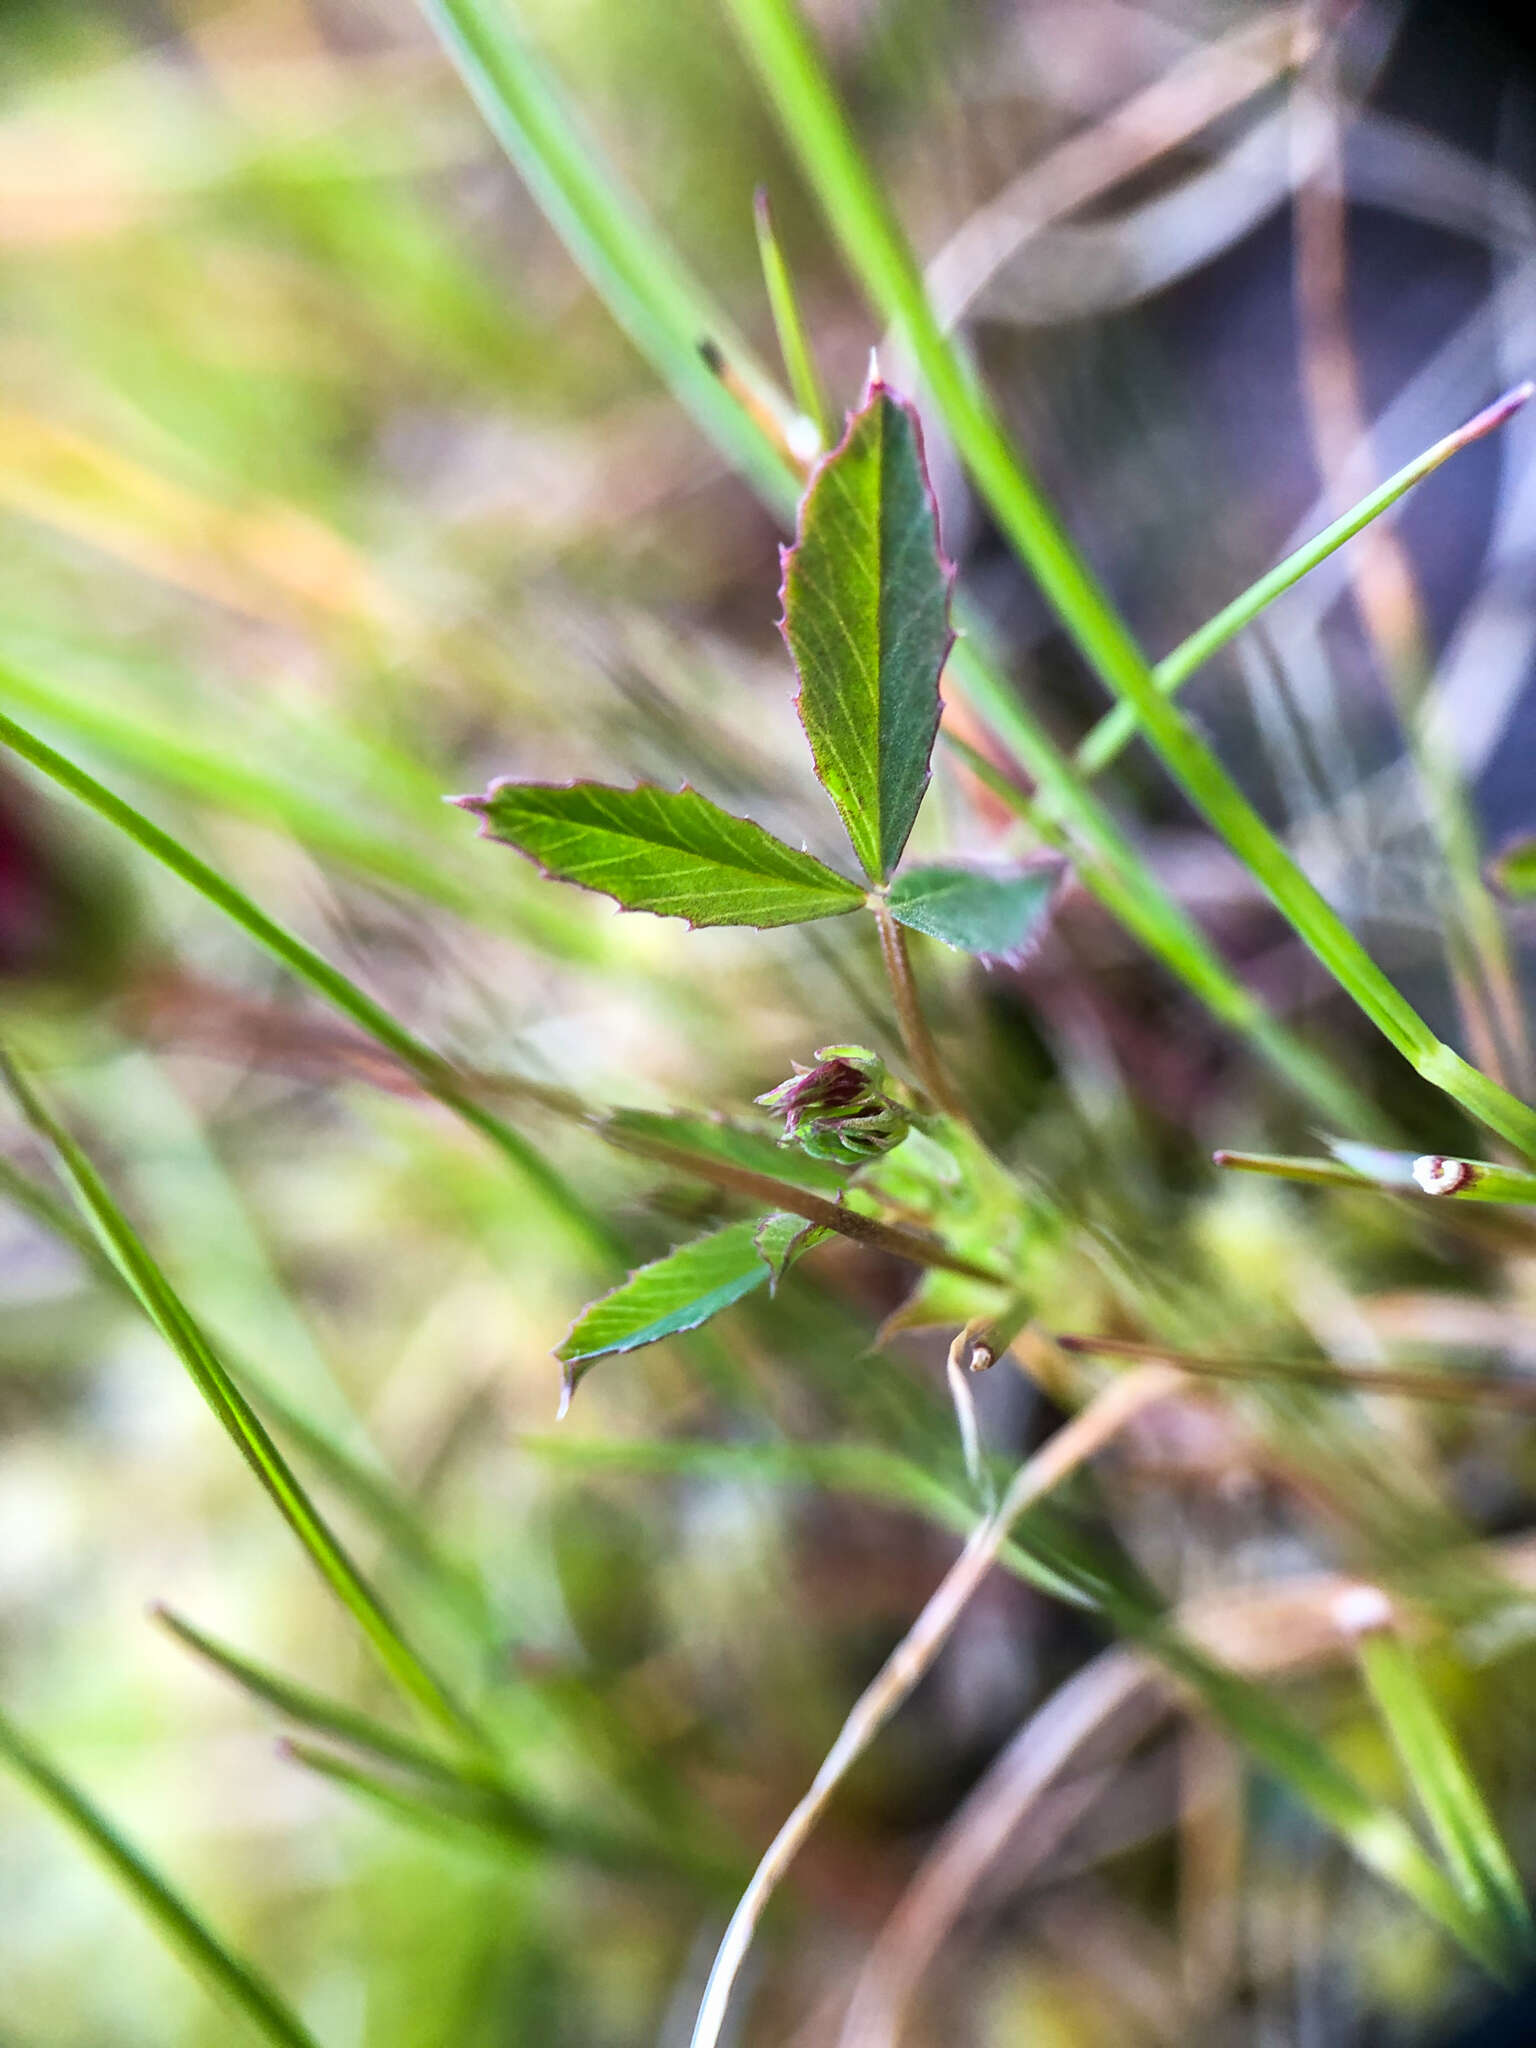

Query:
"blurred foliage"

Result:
[[2, 0, 1536, 2044]]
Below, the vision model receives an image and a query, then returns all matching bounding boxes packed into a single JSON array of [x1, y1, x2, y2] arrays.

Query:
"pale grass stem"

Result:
[[687, 1365, 1180, 2048]]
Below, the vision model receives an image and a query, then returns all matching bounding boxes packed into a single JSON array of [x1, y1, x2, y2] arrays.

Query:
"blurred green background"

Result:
[[4, 1, 1536, 2043]]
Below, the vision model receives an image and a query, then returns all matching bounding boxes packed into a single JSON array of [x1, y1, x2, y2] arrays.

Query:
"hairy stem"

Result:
[[874, 902, 963, 1116]]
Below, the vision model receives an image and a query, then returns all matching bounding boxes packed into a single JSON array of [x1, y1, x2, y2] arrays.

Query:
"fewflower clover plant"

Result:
[[455, 376, 1057, 1408]]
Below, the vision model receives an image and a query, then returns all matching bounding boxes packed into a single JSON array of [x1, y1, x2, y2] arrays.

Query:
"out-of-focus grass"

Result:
[[3, 2, 1536, 2045]]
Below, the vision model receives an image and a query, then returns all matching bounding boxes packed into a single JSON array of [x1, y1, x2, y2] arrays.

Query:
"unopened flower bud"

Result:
[[755, 1044, 910, 1166]]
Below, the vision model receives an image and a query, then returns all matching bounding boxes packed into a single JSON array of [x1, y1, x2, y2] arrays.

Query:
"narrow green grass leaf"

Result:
[[0, 704, 618, 1262], [753, 187, 831, 451], [520, 1432, 1095, 1607], [1353, 1620, 1536, 1971], [281, 1739, 692, 1878], [0, 651, 486, 921], [1212, 1148, 1413, 1192], [1076, 384, 1534, 779], [282, 1736, 729, 1875], [456, 780, 865, 928], [1216, 1146, 1536, 1205], [0, 1705, 319, 2048], [416, 0, 803, 519], [1409, 1155, 1536, 1202], [0, 1050, 486, 1752], [782, 380, 952, 883], [600, 1107, 848, 1195], [155, 1609, 496, 1795], [0, 1150, 493, 1631], [887, 862, 1058, 962], [940, 704, 1381, 1137], [558, 1220, 773, 1399], [279, 1738, 546, 1859], [1137, 1628, 1511, 1980]]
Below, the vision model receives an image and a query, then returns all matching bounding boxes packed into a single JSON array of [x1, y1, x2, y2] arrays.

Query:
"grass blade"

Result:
[[0, 651, 487, 921], [1211, 1147, 1416, 1192], [724, 0, 1536, 1161], [1053, 1331, 1536, 1415], [1344, 1600, 1536, 1971], [279, 1739, 690, 1878], [1074, 385, 1534, 778], [279, 1737, 544, 1857], [415, 0, 801, 517], [753, 187, 831, 450], [0, 1049, 486, 1752], [154, 1608, 494, 1795], [0, 1705, 320, 2048], [939, 722, 1381, 1132], [0, 704, 619, 1262], [0, 1148, 493, 1631], [1136, 1624, 1512, 1981]]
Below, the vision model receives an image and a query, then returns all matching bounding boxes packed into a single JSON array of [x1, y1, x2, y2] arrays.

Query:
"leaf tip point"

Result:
[[1457, 380, 1536, 447]]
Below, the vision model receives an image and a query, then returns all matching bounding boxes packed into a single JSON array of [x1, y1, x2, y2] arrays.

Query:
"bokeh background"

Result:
[[4, 0, 1536, 2042]]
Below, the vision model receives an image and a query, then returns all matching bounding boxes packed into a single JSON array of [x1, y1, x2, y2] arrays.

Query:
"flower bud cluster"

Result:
[[755, 1044, 911, 1165]]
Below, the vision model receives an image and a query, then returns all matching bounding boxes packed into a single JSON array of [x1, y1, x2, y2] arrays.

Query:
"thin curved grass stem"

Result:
[[687, 1365, 1179, 2048]]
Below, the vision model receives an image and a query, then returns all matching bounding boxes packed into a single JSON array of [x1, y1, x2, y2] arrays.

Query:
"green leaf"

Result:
[[154, 1609, 489, 1797], [557, 1221, 773, 1401], [1354, 1625, 1536, 1970], [0, 703, 613, 1262], [0, 1705, 319, 2048], [887, 861, 1059, 961], [754, 1210, 831, 1289], [1488, 834, 1536, 900], [600, 1108, 848, 1194], [0, 1050, 484, 1753], [456, 780, 864, 928], [781, 380, 952, 883]]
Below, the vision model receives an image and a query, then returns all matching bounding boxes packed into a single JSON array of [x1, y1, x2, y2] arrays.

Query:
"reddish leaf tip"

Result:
[[1456, 380, 1535, 447]]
